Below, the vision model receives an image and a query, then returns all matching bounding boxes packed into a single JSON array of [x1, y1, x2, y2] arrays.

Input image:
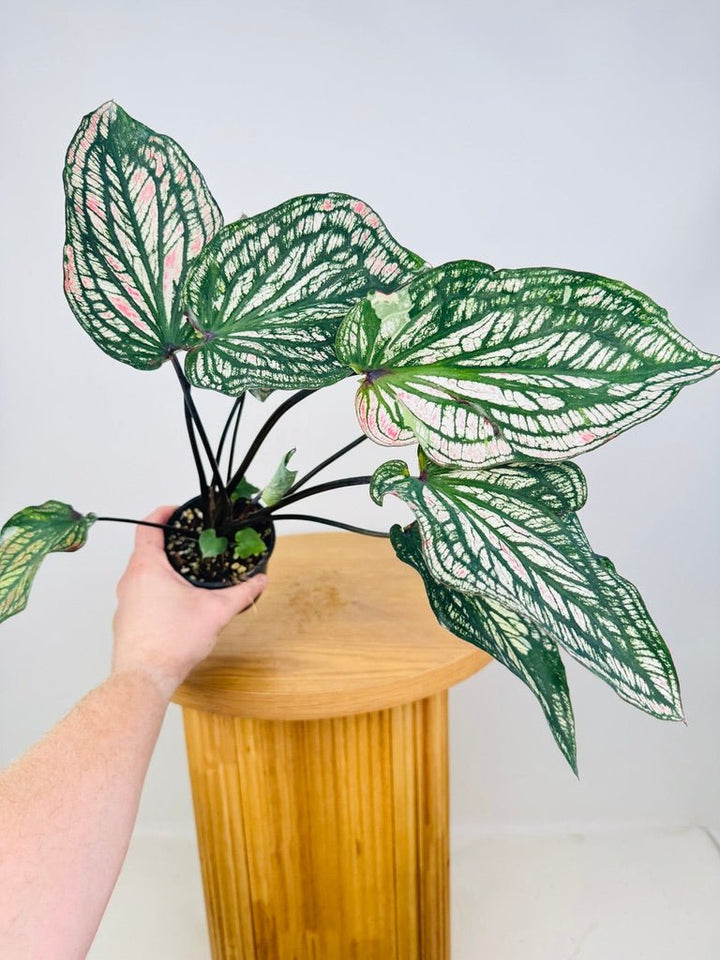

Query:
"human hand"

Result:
[[112, 505, 267, 701]]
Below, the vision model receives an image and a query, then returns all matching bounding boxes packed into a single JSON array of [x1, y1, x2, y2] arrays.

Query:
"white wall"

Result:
[[1, 0, 718, 837]]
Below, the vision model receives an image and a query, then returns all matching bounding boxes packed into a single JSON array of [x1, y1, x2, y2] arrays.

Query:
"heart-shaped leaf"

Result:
[[181, 193, 427, 394], [372, 458, 682, 721], [0, 502, 96, 624], [198, 528, 228, 558], [234, 528, 267, 560], [337, 261, 720, 467], [261, 449, 297, 507], [392, 522, 577, 771], [230, 477, 260, 502], [63, 101, 223, 370]]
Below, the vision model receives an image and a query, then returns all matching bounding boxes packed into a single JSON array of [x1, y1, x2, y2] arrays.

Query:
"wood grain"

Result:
[[177, 533, 490, 959], [173, 532, 490, 720], [183, 692, 449, 960]]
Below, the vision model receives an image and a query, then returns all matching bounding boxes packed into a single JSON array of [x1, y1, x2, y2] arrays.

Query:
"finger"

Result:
[[134, 505, 178, 553], [218, 573, 267, 615]]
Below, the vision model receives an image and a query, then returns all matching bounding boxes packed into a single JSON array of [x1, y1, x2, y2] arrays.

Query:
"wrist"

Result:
[[109, 663, 179, 706]]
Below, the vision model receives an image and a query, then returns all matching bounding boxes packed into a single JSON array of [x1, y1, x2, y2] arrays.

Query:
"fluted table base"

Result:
[[183, 691, 449, 960]]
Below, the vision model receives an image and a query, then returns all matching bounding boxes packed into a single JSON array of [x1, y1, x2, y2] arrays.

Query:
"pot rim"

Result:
[[164, 495, 276, 590]]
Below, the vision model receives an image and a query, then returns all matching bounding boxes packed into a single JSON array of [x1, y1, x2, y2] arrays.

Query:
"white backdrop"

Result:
[[1, 0, 718, 838]]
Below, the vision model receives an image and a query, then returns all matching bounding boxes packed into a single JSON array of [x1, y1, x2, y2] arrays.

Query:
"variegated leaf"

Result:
[[372, 459, 682, 720], [0, 502, 96, 624], [181, 193, 427, 394], [63, 101, 223, 369], [392, 522, 577, 771], [261, 449, 297, 506], [337, 261, 720, 467]]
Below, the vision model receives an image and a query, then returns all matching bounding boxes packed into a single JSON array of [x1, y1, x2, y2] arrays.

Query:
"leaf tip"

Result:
[[669, 701, 686, 724], [369, 459, 410, 506]]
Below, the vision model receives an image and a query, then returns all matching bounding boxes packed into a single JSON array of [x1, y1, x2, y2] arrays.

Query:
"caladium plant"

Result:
[[2, 100, 718, 771]]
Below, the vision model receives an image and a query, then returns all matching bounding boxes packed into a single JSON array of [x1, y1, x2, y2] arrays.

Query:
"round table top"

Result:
[[173, 531, 490, 720]]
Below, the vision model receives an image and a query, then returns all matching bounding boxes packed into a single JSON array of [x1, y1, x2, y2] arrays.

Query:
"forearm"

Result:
[[0, 668, 169, 960], [0, 505, 266, 960]]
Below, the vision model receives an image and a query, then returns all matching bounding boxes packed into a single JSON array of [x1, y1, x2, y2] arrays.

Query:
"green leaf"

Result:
[[261, 449, 298, 506], [63, 101, 223, 370], [250, 387, 274, 402], [198, 528, 228, 558], [234, 528, 267, 560], [0, 502, 96, 624], [336, 261, 720, 467], [181, 193, 427, 394], [372, 458, 682, 721], [391, 522, 577, 771], [230, 477, 260, 502]]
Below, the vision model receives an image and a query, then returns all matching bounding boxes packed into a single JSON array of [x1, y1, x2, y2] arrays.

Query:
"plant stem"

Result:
[[286, 434, 367, 496], [268, 475, 372, 513], [184, 398, 210, 517], [170, 355, 230, 511], [216, 393, 245, 469], [272, 513, 389, 538], [226, 394, 246, 483], [95, 516, 199, 541], [227, 388, 316, 493]]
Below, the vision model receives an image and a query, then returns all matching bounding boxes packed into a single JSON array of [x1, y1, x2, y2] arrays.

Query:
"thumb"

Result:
[[218, 573, 268, 616]]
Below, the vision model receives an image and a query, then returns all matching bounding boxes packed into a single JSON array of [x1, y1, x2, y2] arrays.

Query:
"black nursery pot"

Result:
[[164, 496, 276, 590]]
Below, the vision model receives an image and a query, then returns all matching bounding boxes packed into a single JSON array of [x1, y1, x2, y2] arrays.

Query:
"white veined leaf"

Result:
[[372, 458, 682, 721], [336, 261, 720, 467], [63, 101, 223, 370], [181, 193, 427, 394], [0, 502, 96, 624], [391, 522, 577, 771], [261, 449, 298, 506]]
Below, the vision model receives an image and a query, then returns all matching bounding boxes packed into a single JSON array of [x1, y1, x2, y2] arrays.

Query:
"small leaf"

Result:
[[198, 528, 228, 558], [391, 522, 577, 772], [182, 193, 427, 394], [336, 261, 720, 467], [233, 528, 267, 560], [261, 449, 298, 506], [250, 387, 274, 402], [230, 477, 260, 502], [63, 101, 223, 370], [0, 502, 95, 624], [372, 458, 682, 722]]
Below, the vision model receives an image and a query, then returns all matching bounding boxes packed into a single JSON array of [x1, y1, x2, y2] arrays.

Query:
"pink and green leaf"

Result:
[[372, 458, 682, 722], [337, 261, 720, 467], [63, 101, 223, 370], [181, 193, 427, 394]]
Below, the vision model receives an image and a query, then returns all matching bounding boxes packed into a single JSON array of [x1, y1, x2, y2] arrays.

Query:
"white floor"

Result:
[[89, 827, 720, 959]]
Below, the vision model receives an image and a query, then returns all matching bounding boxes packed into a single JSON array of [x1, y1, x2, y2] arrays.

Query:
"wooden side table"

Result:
[[173, 532, 490, 959]]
